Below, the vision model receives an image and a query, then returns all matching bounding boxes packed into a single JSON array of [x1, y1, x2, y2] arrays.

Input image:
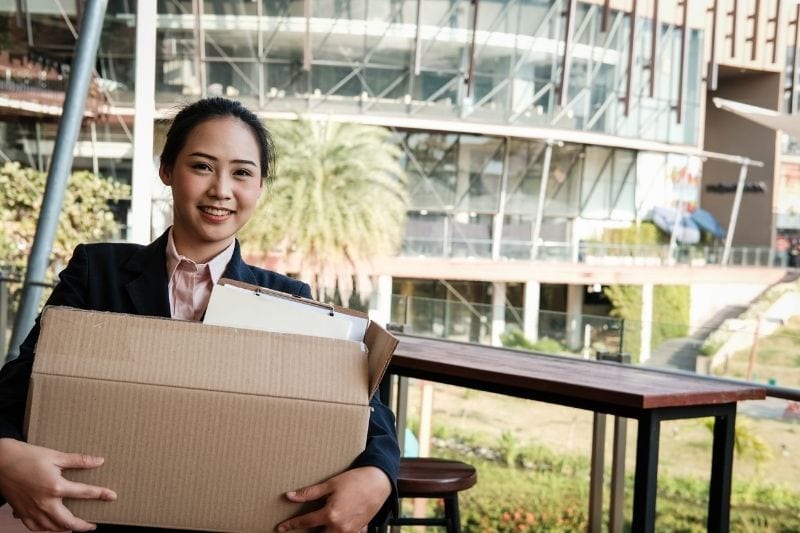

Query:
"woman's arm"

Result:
[[0, 245, 117, 530], [275, 394, 400, 533], [0, 245, 90, 442]]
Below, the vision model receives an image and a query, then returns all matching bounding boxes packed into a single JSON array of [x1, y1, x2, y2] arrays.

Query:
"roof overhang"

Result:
[[712, 97, 800, 140]]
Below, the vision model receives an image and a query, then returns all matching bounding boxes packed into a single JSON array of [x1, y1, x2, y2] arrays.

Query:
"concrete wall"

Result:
[[702, 71, 782, 246], [689, 282, 771, 334]]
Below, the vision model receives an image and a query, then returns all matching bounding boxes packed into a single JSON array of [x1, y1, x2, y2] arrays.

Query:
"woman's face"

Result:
[[159, 116, 263, 262]]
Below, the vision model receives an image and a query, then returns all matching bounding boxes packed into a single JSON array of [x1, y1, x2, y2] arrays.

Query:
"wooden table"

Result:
[[385, 335, 766, 533]]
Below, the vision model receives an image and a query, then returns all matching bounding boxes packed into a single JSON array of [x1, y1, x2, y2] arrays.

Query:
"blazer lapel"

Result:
[[124, 230, 171, 318], [221, 240, 257, 285]]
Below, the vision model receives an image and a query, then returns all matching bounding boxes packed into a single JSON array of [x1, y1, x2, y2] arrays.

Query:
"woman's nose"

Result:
[[208, 174, 233, 199]]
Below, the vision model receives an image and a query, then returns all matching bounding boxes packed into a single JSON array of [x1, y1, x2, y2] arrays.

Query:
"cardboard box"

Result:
[[24, 304, 396, 532]]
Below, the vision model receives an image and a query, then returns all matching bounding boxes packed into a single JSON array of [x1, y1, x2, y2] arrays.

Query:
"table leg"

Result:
[[610, 416, 627, 533], [589, 413, 606, 533], [632, 412, 660, 533], [707, 403, 736, 533]]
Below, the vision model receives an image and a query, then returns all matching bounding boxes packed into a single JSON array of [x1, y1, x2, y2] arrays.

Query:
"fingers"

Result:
[[275, 508, 327, 533], [284, 481, 332, 503], [48, 505, 97, 532], [20, 512, 62, 532], [57, 479, 117, 502], [14, 501, 97, 532], [55, 452, 104, 471]]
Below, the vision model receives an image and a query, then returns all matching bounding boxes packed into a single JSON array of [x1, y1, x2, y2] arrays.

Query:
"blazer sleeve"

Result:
[[0, 244, 90, 441], [296, 282, 400, 525]]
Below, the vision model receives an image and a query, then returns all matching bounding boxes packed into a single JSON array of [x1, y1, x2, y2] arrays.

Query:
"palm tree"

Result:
[[241, 119, 408, 302]]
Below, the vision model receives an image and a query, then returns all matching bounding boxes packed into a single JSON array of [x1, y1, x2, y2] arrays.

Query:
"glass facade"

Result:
[[2, 1, 703, 142], [399, 131, 637, 260], [0, 1, 717, 251]]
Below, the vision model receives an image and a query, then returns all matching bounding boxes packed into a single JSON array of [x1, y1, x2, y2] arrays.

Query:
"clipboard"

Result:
[[204, 279, 368, 343]]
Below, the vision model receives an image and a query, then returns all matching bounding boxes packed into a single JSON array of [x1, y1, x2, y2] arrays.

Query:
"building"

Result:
[[0, 0, 797, 358]]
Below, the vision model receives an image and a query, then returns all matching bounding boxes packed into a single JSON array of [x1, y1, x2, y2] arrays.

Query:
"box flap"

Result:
[[363, 321, 398, 398], [34, 307, 368, 406]]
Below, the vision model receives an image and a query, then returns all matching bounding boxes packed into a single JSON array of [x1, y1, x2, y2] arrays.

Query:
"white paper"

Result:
[[204, 284, 353, 340]]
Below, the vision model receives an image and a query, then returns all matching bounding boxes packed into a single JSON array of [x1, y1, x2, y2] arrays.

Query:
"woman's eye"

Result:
[[235, 169, 253, 178], [192, 162, 211, 171]]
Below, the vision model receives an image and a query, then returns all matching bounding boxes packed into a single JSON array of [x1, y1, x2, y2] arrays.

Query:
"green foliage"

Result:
[[428, 427, 800, 532], [652, 285, 690, 348], [499, 327, 568, 354], [699, 338, 724, 356], [702, 418, 773, 474], [604, 284, 643, 359], [497, 431, 520, 467], [0, 162, 129, 275], [598, 221, 668, 245], [239, 119, 408, 301], [603, 284, 690, 362]]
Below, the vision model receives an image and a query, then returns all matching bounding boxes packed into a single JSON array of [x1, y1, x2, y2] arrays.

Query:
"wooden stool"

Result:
[[382, 457, 477, 533]]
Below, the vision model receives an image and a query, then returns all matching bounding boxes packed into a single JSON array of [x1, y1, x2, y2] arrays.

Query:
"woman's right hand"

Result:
[[0, 438, 116, 532]]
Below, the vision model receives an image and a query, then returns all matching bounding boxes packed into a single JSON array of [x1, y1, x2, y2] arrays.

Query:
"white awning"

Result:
[[712, 97, 800, 140]]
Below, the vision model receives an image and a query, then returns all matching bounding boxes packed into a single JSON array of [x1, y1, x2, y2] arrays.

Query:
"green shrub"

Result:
[[598, 221, 668, 245], [500, 327, 569, 355], [603, 284, 690, 362], [426, 427, 800, 532]]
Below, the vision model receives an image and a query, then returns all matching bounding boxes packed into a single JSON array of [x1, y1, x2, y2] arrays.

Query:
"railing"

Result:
[[390, 294, 623, 352], [0, 273, 56, 363], [401, 237, 782, 267], [388, 293, 800, 529], [0, 274, 24, 361]]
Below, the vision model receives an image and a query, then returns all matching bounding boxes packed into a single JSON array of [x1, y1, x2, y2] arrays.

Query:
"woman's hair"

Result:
[[160, 97, 276, 183]]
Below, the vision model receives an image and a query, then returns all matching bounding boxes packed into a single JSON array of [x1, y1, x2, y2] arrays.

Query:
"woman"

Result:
[[0, 97, 399, 532]]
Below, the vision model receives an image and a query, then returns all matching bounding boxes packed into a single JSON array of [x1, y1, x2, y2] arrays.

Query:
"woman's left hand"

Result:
[[275, 466, 391, 532]]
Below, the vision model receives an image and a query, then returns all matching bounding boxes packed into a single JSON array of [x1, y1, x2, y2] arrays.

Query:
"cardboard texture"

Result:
[[25, 304, 397, 532]]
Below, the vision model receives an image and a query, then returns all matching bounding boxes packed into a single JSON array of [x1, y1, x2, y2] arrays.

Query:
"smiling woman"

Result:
[[0, 97, 400, 533], [159, 116, 264, 263]]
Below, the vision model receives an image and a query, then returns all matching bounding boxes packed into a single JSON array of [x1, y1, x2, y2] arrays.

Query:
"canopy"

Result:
[[712, 97, 800, 140], [691, 208, 726, 239], [650, 206, 701, 244]]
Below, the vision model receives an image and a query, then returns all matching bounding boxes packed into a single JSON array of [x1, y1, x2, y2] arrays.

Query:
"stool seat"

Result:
[[398, 457, 477, 496]]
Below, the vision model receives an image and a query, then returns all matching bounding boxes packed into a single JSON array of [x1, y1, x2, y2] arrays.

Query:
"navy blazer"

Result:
[[0, 230, 399, 529]]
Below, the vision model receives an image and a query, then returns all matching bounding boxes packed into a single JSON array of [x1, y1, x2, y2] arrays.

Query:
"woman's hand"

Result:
[[275, 466, 391, 533], [0, 438, 116, 532]]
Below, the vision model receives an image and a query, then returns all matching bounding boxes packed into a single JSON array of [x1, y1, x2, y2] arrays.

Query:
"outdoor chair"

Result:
[[380, 457, 477, 533]]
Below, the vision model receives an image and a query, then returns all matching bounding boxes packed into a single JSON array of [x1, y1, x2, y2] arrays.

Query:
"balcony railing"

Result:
[[401, 237, 781, 267]]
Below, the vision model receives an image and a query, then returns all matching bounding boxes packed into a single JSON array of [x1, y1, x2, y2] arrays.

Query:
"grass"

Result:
[[721, 316, 800, 388]]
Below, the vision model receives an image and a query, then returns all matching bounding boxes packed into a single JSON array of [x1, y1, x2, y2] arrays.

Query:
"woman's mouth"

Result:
[[198, 206, 235, 222]]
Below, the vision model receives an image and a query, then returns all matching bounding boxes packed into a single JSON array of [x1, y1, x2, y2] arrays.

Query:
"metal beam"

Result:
[[466, 0, 480, 97], [623, 0, 638, 116], [531, 141, 555, 260], [413, 0, 423, 76], [8, 0, 108, 360], [559, 0, 577, 107], [303, 0, 311, 70], [192, 0, 206, 94], [649, 0, 659, 98], [747, 0, 762, 61], [602, 0, 611, 32], [721, 162, 750, 265], [768, 0, 781, 64], [675, 0, 688, 124], [708, 0, 719, 91], [491, 138, 512, 260], [725, 0, 737, 57], [791, 5, 800, 113]]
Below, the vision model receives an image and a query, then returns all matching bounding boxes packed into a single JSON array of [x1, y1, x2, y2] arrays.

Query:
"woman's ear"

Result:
[[159, 165, 171, 186]]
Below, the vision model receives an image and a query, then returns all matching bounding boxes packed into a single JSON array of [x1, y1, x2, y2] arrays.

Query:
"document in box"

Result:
[[203, 282, 367, 342]]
